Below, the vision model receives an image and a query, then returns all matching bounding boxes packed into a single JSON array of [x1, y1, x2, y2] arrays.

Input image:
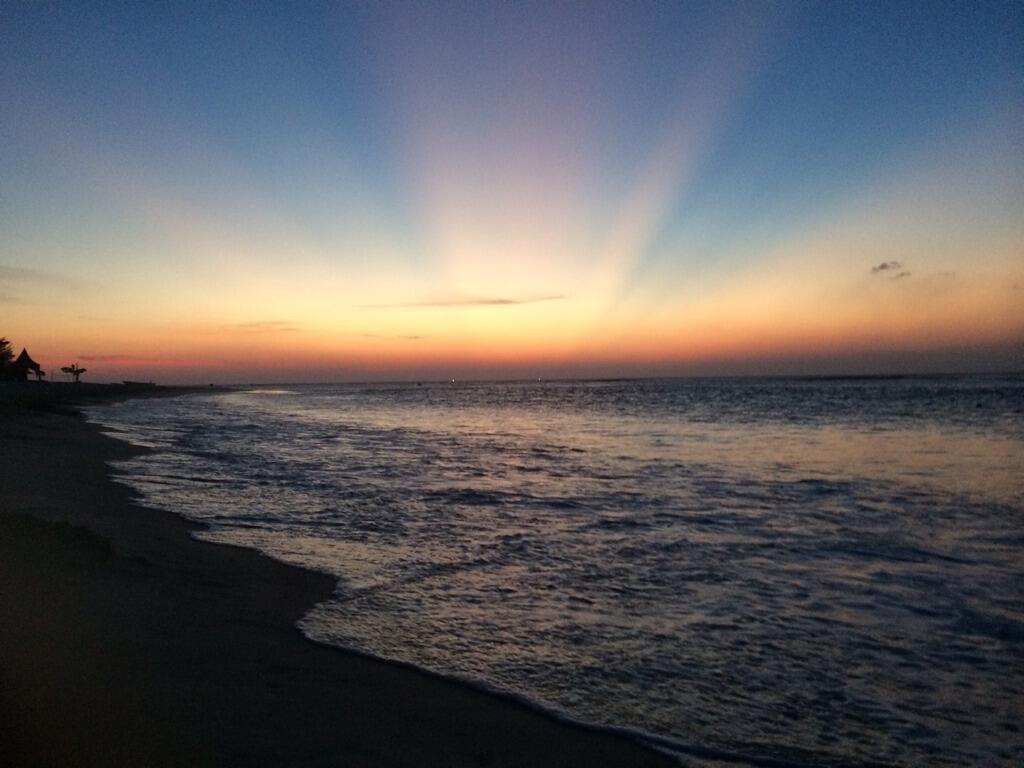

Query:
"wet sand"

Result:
[[0, 395, 676, 767]]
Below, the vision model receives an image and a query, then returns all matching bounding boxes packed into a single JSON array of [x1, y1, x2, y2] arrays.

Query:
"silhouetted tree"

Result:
[[61, 363, 87, 383], [0, 337, 12, 380]]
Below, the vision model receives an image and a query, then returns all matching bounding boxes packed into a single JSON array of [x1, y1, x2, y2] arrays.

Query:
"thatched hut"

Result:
[[11, 348, 44, 382]]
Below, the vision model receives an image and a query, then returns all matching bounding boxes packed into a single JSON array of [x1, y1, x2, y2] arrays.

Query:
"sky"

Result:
[[1, 0, 1022, 383]]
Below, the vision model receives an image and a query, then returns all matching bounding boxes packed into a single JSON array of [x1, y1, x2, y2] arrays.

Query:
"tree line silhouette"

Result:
[[0, 337, 87, 382]]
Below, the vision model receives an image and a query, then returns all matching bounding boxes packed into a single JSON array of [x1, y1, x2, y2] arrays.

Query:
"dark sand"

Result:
[[0, 393, 676, 767]]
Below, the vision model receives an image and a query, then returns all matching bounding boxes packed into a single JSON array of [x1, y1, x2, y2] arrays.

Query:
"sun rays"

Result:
[[1, 2, 1021, 382]]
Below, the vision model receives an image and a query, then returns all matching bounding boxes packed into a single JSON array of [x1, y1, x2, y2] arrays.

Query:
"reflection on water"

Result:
[[90, 376, 1024, 767]]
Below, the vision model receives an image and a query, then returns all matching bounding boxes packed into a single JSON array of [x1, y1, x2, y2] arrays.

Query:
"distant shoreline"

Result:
[[0, 393, 674, 767], [18, 368, 1015, 391]]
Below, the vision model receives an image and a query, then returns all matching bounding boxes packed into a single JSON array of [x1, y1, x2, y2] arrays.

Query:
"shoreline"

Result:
[[0, 396, 676, 767]]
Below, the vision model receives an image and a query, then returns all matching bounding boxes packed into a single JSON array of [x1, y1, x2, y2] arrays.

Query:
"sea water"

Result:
[[87, 376, 1024, 766]]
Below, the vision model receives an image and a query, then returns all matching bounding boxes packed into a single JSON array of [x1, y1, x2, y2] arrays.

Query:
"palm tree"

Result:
[[0, 337, 12, 380], [61, 363, 87, 383]]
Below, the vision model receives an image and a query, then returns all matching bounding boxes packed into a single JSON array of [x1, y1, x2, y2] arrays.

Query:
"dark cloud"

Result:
[[231, 320, 299, 333], [362, 294, 565, 309], [891, 271, 911, 280], [77, 354, 162, 363], [871, 261, 902, 274]]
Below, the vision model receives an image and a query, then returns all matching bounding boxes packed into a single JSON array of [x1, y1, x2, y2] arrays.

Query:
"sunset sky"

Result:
[[2, 1, 1022, 383]]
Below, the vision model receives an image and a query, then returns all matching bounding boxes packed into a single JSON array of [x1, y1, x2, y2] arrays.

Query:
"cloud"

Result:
[[0, 265, 83, 288], [360, 333, 426, 340], [75, 354, 207, 367], [871, 260, 902, 274], [77, 354, 174, 364], [891, 271, 911, 280], [361, 294, 565, 309], [229, 320, 299, 333], [0, 292, 28, 304]]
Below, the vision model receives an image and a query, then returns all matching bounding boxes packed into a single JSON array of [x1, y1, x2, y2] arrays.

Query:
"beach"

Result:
[[0, 393, 675, 767]]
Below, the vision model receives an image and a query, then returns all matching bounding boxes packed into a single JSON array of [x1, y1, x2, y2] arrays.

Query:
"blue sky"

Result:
[[1, 1, 1021, 381]]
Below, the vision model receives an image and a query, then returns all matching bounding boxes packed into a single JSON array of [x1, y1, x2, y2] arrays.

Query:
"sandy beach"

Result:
[[0, 391, 674, 767]]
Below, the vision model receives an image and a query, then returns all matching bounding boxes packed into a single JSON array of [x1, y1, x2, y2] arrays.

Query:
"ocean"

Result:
[[87, 376, 1024, 767]]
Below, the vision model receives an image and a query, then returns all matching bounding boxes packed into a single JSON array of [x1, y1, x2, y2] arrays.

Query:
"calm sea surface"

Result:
[[88, 376, 1024, 766]]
